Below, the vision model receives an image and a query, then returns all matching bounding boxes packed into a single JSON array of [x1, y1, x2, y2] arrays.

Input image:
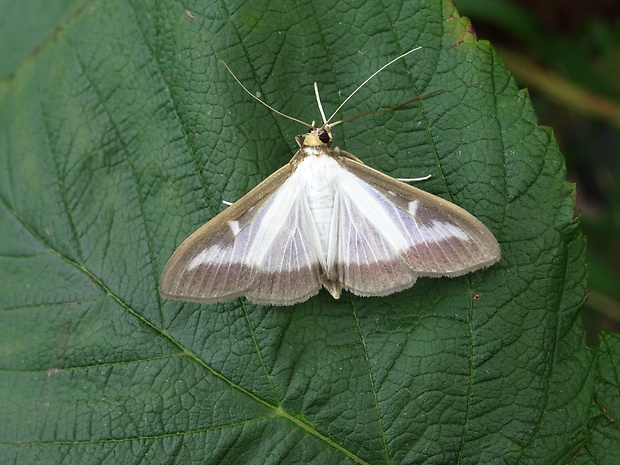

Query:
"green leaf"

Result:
[[573, 332, 620, 464], [0, 1, 90, 81], [0, 0, 607, 463]]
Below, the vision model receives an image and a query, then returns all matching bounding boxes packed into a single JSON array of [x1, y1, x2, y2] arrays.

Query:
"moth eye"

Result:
[[318, 130, 331, 144]]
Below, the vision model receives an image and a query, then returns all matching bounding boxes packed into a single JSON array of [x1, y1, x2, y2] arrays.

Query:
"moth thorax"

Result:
[[303, 125, 333, 147]]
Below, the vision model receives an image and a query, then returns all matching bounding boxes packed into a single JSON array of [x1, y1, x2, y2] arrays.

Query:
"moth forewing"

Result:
[[159, 161, 307, 303], [340, 156, 501, 275]]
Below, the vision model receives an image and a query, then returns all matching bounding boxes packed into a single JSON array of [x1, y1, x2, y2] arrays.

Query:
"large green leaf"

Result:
[[1, 0, 615, 463]]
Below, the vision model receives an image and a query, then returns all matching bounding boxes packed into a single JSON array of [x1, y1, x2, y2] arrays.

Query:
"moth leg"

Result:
[[397, 174, 432, 183], [334, 147, 364, 164]]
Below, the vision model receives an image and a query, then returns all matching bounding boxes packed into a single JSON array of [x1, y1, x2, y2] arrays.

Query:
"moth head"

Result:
[[303, 124, 333, 147]]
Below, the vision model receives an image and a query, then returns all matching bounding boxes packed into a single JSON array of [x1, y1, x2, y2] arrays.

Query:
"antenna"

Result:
[[326, 46, 422, 123], [314, 83, 328, 125], [219, 60, 312, 128], [220, 45, 423, 129]]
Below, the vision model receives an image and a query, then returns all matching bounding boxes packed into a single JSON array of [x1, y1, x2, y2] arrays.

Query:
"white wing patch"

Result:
[[228, 220, 241, 236], [188, 170, 321, 272], [337, 168, 469, 249]]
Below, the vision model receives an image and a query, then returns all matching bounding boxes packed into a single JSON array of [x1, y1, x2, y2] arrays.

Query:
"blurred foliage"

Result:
[[456, 0, 620, 346]]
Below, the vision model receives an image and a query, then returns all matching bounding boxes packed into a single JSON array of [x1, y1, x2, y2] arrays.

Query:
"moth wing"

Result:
[[160, 162, 323, 305], [336, 157, 501, 296]]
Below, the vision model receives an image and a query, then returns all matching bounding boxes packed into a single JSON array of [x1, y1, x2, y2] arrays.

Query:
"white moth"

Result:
[[160, 48, 501, 306]]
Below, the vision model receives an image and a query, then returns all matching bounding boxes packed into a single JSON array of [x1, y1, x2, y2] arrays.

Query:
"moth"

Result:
[[160, 48, 501, 306]]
